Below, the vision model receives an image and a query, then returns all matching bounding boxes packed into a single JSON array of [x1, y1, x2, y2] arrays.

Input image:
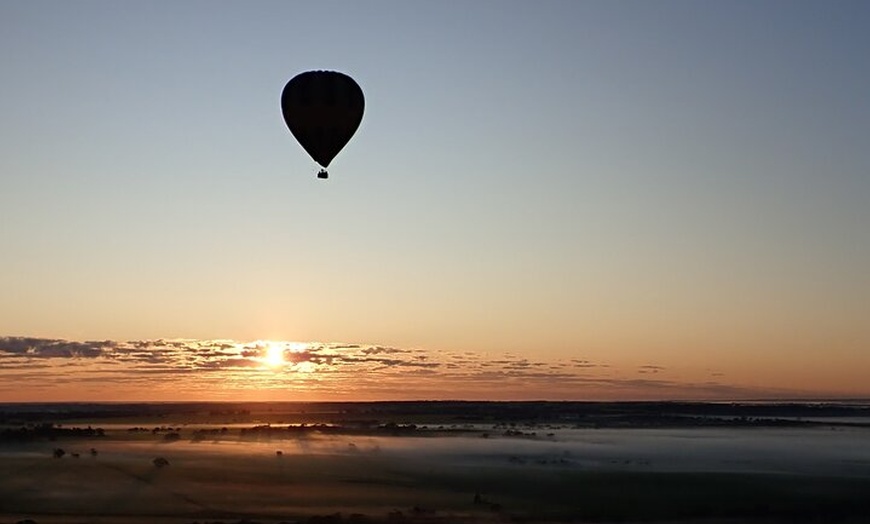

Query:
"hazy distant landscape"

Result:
[[3, 401, 870, 523]]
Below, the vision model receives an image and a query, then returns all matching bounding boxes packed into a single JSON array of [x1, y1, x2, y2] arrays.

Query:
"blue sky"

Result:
[[1, 1, 869, 400]]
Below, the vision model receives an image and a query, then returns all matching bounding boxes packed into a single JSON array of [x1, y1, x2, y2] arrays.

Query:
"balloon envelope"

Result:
[[281, 71, 364, 168]]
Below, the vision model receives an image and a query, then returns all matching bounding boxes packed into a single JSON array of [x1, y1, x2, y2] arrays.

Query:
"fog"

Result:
[[7, 426, 864, 477], [3, 426, 870, 522], [337, 427, 870, 477]]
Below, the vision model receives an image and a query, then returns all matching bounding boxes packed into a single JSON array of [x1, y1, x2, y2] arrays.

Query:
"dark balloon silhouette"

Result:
[[281, 70, 364, 179]]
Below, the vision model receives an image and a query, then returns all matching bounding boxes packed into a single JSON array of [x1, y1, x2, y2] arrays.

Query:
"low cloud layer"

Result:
[[0, 336, 802, 401]]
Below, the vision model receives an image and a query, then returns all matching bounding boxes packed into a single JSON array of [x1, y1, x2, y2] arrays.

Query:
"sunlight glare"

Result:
[[264, 343, 285, 368]]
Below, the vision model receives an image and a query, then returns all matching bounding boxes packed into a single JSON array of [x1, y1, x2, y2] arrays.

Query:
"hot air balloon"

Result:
[[281, 70, 364, 179]]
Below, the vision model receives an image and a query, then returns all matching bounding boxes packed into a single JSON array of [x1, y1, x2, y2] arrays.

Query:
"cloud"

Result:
[[571, 359, 600, 368], [0, 335, 820, 401], [0, 337, 107, 358], [360, 346, 408, 355]]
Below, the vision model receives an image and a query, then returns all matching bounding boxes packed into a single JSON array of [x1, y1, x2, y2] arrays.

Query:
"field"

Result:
[[2, 402, 870, 523]]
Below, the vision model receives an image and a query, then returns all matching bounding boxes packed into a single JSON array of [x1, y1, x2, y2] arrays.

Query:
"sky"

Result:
[[1, 1, 869, 402]]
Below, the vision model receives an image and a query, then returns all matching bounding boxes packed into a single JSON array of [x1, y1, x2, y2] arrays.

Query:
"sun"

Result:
[[263, 343, 285, 368]]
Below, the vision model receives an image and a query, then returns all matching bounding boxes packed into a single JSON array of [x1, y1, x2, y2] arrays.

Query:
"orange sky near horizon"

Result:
[[1, 337, 867, 403]]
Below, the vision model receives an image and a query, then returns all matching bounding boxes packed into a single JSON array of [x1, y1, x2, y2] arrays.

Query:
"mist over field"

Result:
[[9, 425, 870, 476], [3, 402, 870, 523]]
